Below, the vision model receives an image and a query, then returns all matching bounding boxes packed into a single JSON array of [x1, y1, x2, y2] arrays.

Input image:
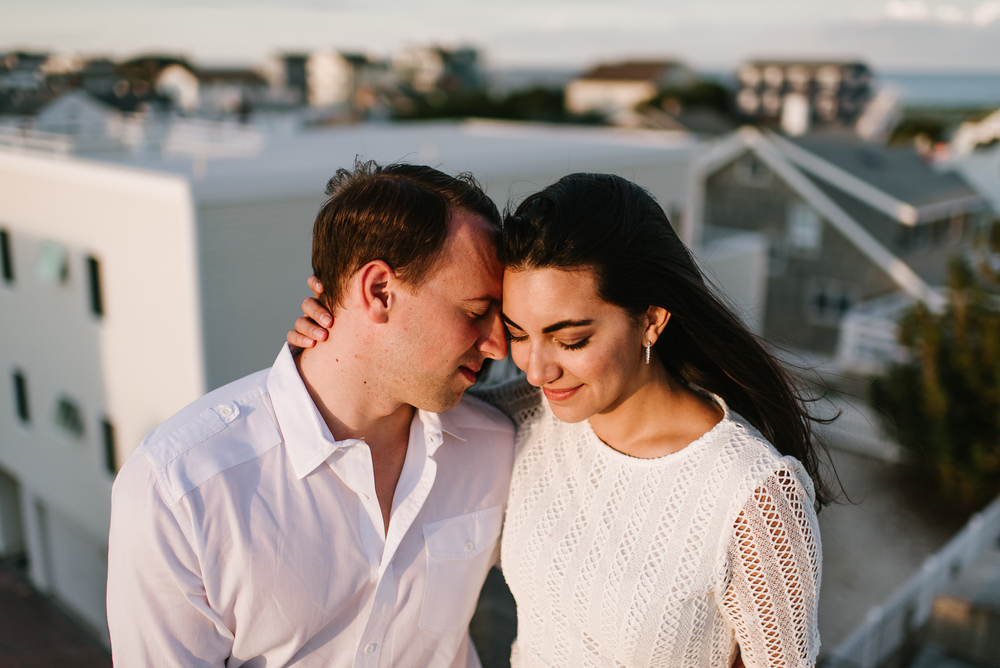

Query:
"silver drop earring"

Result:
[[645, 340, 651, 364]]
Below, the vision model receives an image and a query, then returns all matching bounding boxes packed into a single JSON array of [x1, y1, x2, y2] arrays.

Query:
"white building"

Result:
[[0, 119, 766, 645], [0, 153, 202, 643], [945, 109, 1000, 219], [565, 60, 697, 117], [155, 63, 200, 113], [32, 90, 146, 153]]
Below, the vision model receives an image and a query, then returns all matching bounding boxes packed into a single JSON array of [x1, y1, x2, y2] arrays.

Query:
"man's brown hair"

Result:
[[312, 160, 501, 311]]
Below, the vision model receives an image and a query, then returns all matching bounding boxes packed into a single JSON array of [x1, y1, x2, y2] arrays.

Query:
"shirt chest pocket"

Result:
[[419, 505, 504, 632]]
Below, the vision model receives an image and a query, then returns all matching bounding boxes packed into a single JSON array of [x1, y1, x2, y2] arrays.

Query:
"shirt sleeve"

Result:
[[107, 454, 233, 666], [717, 464, 822, 668]]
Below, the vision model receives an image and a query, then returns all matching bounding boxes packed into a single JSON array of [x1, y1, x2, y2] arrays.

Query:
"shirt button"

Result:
[[218, 405, 233, 417], [465, 541, 475, 553], [364, 643, 376, 654]]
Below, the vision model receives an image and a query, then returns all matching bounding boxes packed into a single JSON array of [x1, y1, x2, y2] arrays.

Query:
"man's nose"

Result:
[[479, 312, 508, 361]]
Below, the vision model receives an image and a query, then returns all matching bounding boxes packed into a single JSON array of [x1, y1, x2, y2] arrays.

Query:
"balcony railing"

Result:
[[825, 494, 1000, 668], [0, 126, 73, 156]]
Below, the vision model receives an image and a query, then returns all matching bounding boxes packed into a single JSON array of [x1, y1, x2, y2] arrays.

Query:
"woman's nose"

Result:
[[525, 345, 560, 387]]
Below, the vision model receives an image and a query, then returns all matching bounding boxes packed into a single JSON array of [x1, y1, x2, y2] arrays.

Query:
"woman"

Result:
[[292, 174, 826, 667]]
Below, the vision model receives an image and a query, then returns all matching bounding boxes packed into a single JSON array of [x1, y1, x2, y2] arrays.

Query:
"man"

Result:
[[107, 161, 515, 667]]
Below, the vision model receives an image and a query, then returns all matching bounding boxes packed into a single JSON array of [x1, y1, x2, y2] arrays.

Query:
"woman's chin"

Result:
[[546, 400, 593, 424]]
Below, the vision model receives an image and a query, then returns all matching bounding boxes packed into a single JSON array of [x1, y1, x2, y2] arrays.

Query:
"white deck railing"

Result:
[[0, 126, 73, 156], [825, 494, 1000, 668]]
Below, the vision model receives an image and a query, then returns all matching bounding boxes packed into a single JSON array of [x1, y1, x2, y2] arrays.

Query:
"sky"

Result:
[[4, 0, 1000, 72]]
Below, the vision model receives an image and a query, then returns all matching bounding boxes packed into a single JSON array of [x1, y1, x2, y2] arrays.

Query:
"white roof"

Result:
[[97, 119, 696, 205]]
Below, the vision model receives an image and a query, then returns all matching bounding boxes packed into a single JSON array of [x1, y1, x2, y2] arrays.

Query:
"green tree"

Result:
[[872, 255, 1000, 509], [394, 87, 602, 124]]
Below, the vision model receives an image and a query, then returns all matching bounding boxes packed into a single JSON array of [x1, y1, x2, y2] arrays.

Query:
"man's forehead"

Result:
[[446, 209, 499, 245], [444, 212, 500, 264]]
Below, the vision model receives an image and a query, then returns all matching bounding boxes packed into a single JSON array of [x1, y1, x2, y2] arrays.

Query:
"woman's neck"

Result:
[[587, 355, 723, 459]]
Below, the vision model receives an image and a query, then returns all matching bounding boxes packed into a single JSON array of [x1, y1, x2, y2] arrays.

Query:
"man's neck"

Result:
[[295, 338, 415, 451], [296, 335, 414, 536]]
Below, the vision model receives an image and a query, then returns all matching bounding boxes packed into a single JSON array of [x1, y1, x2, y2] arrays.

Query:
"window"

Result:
[[767, 238, 787, 277], [763, 65, 784, 89], [761, 89, 782, 116], [734, 154, 773, 187], [12, 370, 29, 423], [737, 89, 760, 115], [1, 228, 13, 284], [786, 202, 822, 256], [36, 241, 68, 285], [949, 214, 965, 244], [86, 255, 104, 318], [805, 279, 858, 326], [101, 418, 118, 475], [54, 396, 85, 438], [738, 66, 761, 88]]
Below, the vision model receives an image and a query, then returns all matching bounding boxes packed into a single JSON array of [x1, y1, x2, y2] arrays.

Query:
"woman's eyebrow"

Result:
[[501, 313, 523, 330], [501, 315, 594, 333], [542, 319, 593, 334]]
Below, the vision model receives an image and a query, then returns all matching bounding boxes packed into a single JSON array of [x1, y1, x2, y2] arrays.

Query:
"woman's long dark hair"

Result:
[[499, 173, 832, 507]]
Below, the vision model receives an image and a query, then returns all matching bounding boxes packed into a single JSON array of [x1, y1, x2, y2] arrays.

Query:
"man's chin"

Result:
[[411, 388, 466, 414]]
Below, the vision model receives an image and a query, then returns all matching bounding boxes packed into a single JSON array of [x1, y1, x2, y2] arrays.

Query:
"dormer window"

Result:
[[787, 202, 822, 256]]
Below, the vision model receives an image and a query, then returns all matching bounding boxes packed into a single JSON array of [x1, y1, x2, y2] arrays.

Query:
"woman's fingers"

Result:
[[287, 324, 319, 348], [307, 275, 325, 297], [295, 315, 328, 342], [291, 277, 332, 346], [302, 297, 333, 328]]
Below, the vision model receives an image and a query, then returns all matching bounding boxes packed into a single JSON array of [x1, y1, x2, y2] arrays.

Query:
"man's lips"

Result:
[[459, 365, 480, 383], [542, 385, 582, 402]]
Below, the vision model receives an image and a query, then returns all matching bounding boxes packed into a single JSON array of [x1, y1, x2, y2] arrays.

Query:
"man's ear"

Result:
[[356, 260, 396, 324]]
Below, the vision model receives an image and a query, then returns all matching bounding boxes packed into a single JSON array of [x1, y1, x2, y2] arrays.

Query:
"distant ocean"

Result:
[[489, 67, 1000, 109], [877, 72, 1000, 108]]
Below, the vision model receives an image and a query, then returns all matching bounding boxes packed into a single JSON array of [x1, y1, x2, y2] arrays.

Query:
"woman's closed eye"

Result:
[[507, 332, 590, 350], [559, 337, 590, 351]]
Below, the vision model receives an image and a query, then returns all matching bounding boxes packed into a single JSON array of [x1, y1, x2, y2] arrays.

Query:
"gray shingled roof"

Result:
[[788, 131, 977, 208]]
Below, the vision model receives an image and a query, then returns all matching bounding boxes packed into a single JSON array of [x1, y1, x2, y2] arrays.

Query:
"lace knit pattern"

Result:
[[474, 380, 821, 668]]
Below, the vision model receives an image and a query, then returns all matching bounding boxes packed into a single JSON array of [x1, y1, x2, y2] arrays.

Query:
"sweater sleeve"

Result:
[[717, 464, 822, 668]]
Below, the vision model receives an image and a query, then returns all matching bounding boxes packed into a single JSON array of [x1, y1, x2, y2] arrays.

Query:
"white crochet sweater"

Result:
[[477, 380, 821, 668]]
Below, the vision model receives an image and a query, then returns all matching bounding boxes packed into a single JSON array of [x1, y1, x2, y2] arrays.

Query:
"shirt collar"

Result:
[[267, 344, 466, 479], [417, 408, 466, 457]]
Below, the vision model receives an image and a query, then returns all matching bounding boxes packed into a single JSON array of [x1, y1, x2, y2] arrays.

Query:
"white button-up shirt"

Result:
[[107, 344, 515, 667]]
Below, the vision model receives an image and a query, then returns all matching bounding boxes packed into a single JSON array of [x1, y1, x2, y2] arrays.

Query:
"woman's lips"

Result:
[[543, 385, 582, 402]]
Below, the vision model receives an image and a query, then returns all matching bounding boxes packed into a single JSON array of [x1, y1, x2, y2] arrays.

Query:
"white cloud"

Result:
[[933, 4, 965, 22], [886, 0, 930, 21], [884, 1, 1000, 24], [973, 1, 1000, 25]]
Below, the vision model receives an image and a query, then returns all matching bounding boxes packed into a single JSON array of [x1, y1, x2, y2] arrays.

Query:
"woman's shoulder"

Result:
[[707, 408, 816, 506], [467, 376, 545, 429]]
